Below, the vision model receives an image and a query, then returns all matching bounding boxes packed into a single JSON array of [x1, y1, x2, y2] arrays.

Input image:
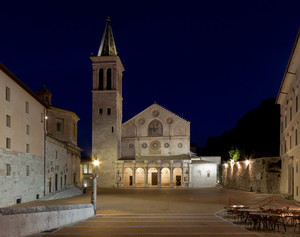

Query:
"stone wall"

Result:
[[0, 148, 44, 207], [222, 157, 281, 194], [0, 204, 94, 237]]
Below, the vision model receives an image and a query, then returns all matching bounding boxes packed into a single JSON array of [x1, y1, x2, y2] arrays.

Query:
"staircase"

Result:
[[40, 187, 83, 201]]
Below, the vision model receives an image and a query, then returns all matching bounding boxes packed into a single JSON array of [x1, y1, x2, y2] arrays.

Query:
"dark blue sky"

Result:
[[1, 1, 300, 156]]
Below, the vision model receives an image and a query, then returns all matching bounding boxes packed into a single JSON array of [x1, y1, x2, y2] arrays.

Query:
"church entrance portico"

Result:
[[115, 160, 191, 188]]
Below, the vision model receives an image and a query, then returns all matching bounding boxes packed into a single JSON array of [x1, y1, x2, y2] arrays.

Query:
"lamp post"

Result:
[[91, 158, 99, 215]]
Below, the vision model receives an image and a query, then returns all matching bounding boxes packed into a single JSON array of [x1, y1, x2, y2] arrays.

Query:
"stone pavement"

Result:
[[19, 187, 300, 236], [26, 187, 271, 236], [38, 213, 259, 237]]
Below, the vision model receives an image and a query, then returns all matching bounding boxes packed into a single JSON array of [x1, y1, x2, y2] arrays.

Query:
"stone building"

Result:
[[89, 17, 220, 188], [0, 63, 46, 207], [37, 86, 82, 195], [0, 63, 82, 207], [277, 29, 300, 201]]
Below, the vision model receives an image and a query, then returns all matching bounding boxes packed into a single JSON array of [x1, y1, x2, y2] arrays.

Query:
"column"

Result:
[[133, 163, 136, 187], [188, 163, 192, 187], [182, 164, 187, 187], [158, 168, 161, 188], [170, 160, 174, 188], [170, 167, 174, 187], [157, 160, 162, 188], [144, 161, 148, 187], [121, 163, 124, 187]]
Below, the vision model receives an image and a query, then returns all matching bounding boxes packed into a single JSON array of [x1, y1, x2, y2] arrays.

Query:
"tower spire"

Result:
[[98, 16, 118, 56]]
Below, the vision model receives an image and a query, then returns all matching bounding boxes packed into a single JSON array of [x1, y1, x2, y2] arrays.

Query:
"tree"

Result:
[[228, 147, 240, 161]]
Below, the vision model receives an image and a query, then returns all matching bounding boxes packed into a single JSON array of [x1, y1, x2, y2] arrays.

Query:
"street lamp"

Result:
[[91, 157, 99, 215]]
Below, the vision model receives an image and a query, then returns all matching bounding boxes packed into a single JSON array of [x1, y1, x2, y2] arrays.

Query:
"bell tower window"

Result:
[[99, 69, 104, 90], [107, 68, 112, 90]]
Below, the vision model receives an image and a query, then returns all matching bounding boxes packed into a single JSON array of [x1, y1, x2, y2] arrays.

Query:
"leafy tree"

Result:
[[228, 147, 240, 161]]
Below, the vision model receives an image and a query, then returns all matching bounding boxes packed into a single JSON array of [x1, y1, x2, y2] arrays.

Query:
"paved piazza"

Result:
[[25, 187, 276, 236]]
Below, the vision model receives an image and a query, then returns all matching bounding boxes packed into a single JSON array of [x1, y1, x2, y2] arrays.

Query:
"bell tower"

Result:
[[91, 17, 124, 187]]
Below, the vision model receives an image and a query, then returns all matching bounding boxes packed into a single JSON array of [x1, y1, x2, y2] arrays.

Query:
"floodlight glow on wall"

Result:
[[93, 160, 100, 166], [246, 160, 250, 166]]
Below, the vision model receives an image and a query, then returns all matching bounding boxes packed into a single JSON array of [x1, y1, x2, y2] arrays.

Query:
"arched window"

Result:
[[148, 119, 163, 137], [107, 68, 112, 90], [98, 69, 104, 90]]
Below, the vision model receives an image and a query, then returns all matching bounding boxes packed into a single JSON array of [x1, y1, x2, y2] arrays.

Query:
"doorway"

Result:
[[176, 175, 181, 186], [152, 172, 158, 185], [49, 177, 52, 193], [55, 174, 58, 191]]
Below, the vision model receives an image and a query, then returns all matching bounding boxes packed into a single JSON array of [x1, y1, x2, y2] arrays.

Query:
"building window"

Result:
[[285, 140, 287, 153], [25, 101, 29, 114], [26, 144, 30, 153], [290, 135, 292, 149], [6, 115, 11, 128], [285, 115, 287, 128], [98, 69, 104, 90], [73, 123, 76, 138], [5, 87, 10, 101], [26, 125, 30, 135], [290, 107, 292, 121], [107, 68, 112, 90], [107, 108, 111, 116], [99, 108, 103, 116], [83, 164, 93, 174], [296, 129, 298, 146], [6, 164, 11, 176], [207, 171, 210, 178], [26, 165, 30, 176], [6, 138, 11, 149], [112, 127, 114, 133], [56, 118, 64, 132], [197, 170, 201, 177]]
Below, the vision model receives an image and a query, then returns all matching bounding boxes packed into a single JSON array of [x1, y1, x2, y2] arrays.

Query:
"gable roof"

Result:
[[0, 62, 48, 108], [276, 27, 300, 104], [122, 102, 190, 125]]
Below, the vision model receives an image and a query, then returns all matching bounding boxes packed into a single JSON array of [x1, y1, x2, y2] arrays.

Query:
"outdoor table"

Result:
[[281, 209, 300, 226], [225, 205, 249, 220], [249, 212, 285, 232], [237, 209, 261, 224], [261, 205, 285, 212]]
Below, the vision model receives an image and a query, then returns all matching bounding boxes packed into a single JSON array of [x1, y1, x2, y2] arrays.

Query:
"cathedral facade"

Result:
[[89, 17, 220, 188]]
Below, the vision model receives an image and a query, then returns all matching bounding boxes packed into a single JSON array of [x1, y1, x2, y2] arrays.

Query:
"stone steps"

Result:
[[39, 187, 83, 201]]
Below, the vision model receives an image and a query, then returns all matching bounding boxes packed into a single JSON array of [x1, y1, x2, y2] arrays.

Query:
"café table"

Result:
[[225, 205, 249, 220], [261, 205, 285, 212], [237, 208, 261, 224], [249, 212, 285, 232], [281, 209, 300, 227]]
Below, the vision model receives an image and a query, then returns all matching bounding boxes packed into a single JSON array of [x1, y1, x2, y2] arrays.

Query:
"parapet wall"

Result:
[[222, 157, 281, 194], [0, 204, 94, 237]]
